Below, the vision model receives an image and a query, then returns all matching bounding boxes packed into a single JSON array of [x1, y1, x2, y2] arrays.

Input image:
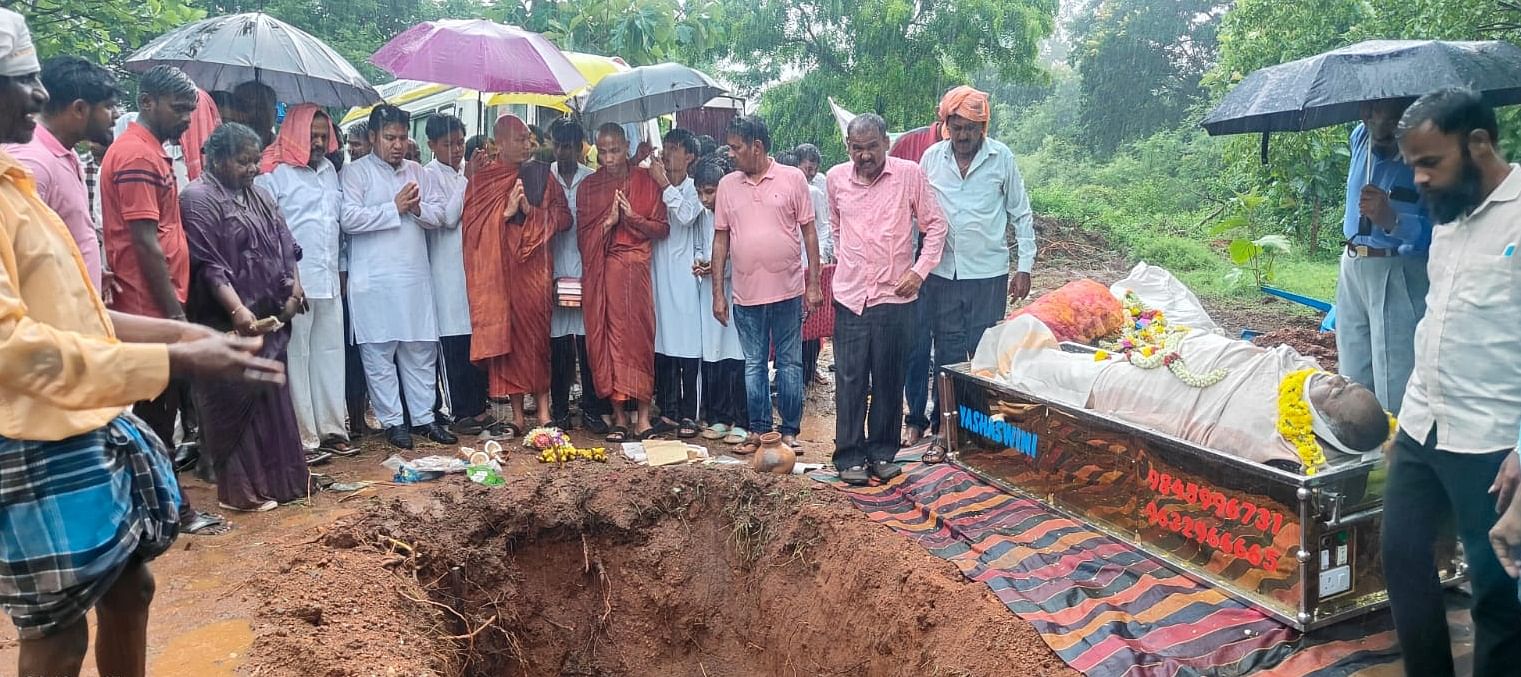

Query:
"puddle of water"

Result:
[[150, 618, 252, 677]]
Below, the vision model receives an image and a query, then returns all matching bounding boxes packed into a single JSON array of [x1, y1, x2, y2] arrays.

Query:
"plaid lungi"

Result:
[[0, 413, 181, 638]]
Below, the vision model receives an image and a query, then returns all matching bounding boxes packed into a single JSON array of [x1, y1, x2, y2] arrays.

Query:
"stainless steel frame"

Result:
[[937, 363, 1462, 631]]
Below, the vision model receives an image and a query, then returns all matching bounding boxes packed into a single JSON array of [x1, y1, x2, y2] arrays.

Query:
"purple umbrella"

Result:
[[370, 20, 587, 96]]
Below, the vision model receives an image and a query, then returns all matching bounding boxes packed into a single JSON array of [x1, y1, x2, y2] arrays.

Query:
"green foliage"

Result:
[[497, 0, 728, 68], [1068, 0, 1220, 155], [1211, 192, 1290, 289], [727, 0, 1059, 160], [8, 0, 204, 65]]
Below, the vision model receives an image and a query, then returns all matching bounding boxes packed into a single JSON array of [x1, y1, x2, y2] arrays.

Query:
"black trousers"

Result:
[[342, 294, 369, 433], [439, 334, 488, 420], [550, 334, 610, 421], [134, 379, 197, 520], [655, 354, 700, 422], [701, 359, 748, 428], [832, 300, 913, 469], [1382, 428, 1521, 677], [923, 273, 1007, 433], [803, 339, 821, 376]]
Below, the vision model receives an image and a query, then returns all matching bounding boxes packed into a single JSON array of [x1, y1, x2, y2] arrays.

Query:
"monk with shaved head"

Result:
[[461, 114, 572, 435], [579, 122, 670, 441]]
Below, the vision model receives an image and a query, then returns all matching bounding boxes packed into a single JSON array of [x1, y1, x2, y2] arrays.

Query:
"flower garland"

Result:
[[1095, 291, 1228, 388], [1277, 368, 1327, 475], [523, 426, 608, 463]]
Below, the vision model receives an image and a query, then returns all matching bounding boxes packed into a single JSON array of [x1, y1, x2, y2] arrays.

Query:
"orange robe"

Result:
[[461, 160, 571, 396], [577, 167, 669, 402]]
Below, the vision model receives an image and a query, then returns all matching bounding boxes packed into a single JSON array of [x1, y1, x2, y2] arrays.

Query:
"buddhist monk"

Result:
[[461, 114, 571, 435], [579, 123, 670, 441]]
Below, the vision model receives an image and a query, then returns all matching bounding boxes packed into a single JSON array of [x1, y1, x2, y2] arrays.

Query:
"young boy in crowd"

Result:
[[692, 157, 749, 443]]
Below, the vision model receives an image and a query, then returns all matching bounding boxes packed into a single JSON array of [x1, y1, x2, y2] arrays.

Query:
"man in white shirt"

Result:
[[339, 105, 457, 450], [421, 114, 492, 435], [649, 128, 705, 438], [1384, 87, 1521, 677], [256, 105, 354, 457], [546, 117, 611, 433]]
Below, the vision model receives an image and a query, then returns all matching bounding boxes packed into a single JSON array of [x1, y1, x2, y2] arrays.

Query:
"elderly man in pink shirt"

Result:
[[710, 115, 824, 453], [2, 56, 120, 294], [827, 113, 947, 485]]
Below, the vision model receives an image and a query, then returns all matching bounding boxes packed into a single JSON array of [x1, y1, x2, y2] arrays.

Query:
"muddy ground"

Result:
[[0, 216, 1328, 676]]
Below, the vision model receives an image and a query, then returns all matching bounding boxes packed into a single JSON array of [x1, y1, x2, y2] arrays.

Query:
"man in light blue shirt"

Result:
[[917, 85, 1035, 461], [1336, 100, 1433, 415]]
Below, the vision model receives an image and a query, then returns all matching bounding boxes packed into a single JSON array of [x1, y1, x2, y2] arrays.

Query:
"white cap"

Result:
[[0, 9, 38, 78]]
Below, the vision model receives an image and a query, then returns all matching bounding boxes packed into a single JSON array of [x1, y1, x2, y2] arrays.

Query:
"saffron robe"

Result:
[[577, 167, 670, 401], [461, 160, 571, 395]]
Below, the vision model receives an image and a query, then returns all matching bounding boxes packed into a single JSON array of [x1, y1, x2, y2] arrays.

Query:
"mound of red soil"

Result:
[[243, 465, 1075, 677], [1252, 328, 1338, 372]]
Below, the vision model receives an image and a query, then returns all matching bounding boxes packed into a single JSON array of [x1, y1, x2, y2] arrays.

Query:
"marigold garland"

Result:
[[1277, 368, 1327, 475], [523, 426, 607, 463], [1095, 291, 1228, 388]]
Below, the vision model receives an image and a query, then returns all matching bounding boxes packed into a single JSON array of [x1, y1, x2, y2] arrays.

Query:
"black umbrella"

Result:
[[1201, 39, 1521, 136]]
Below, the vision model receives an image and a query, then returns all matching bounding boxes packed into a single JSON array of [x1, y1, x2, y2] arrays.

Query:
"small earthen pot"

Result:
[[750, 431, 796, 475]]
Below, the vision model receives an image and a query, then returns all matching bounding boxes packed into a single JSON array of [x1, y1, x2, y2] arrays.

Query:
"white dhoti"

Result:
[[359, 340, 440, 428], [288, 297, 349, 448]]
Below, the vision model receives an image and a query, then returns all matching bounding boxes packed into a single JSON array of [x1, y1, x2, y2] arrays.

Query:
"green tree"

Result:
[[716, 0, 1058, 160], [6, 0, 204, 65], [1069, 0, 1221, 156], [499, 0, 728, 67]]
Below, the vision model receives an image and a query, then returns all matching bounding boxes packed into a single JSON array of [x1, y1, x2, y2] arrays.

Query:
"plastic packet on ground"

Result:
[[381, 454, 468, 484], [466, 462, 505, 486]]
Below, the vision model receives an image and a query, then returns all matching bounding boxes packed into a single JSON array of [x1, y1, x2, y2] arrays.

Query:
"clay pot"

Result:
[[750, 432, 796, 475]]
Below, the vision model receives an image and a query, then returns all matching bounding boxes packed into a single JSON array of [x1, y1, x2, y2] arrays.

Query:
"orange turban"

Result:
[[937, 85, 991, 138], [260, 103, 338, 173]]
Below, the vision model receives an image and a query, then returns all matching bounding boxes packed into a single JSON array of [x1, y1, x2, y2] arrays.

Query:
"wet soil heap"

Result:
[[246, 465, 1075, 677]]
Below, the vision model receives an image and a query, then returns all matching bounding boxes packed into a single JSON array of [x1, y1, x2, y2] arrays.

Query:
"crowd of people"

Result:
[[0, 5, 1042, 671], [6, 3, 1521, 675]]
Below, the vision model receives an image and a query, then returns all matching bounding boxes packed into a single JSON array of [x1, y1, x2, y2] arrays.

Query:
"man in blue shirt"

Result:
[[918, 86, 1036, 462], [1336, 99, 1432, 415]]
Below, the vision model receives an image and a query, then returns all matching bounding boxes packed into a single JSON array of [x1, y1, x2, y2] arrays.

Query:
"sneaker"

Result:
[[839, 465, 871, 486], [868, 461, 902, 481]]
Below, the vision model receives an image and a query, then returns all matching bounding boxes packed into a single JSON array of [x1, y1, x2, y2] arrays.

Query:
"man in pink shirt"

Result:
[[710, 115, 823, 452], [3, 56, 120, 293], [827, 114, 947, 485]]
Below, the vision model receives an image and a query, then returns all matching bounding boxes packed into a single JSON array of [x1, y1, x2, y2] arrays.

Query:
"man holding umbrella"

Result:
[[1336, 100, 1432, 415]]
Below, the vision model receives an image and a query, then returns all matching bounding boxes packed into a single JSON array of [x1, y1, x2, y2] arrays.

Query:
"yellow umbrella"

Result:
[[482, 52, 627, 108], [340, 79, 451, 125]]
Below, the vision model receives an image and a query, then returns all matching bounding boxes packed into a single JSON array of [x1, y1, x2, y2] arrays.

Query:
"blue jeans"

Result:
[[733, 296, 804, 436]]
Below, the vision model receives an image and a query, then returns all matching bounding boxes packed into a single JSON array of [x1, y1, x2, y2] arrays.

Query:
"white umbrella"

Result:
[[125, 12, 381, 108]]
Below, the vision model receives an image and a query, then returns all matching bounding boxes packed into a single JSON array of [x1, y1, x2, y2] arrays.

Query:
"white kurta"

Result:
[[804, 183, 834, 266], [339, 154, 444, 344], [256, 160, 343, 299], [421, 159, 471, 337], [653, 176, 705, 358], [696, 210, 745, 362], [550, 162, 594, 338]]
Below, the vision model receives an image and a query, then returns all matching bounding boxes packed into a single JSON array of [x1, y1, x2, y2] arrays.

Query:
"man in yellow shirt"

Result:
[[0, 10, 283, 677]]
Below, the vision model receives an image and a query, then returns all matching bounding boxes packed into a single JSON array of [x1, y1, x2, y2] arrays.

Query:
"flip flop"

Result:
[[182, 511, 231, 536], [219, 500, 278, 513], [722, 427, 749, 445], [305, 450, 334, 466], [922, 439, 948, 464], [647, 419, 677, 437], [677, 418, 700, 439], [320, 436, 360, 457], [701, 423, 728, 440], [634, 425, 659, 441], [735, 434, 761, 455], [605, 427, 629, 443]]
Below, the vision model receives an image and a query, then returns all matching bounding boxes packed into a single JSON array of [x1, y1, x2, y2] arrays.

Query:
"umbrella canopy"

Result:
[[483, 52, 629, 109], [581, 63, 727, 126], [371, 20, 586, 96], [1202, 40, 1521, 136], [125, 12, 380, 108]]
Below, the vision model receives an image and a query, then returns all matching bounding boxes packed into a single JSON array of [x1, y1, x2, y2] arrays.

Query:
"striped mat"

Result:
[[810, 448, 1471, 676]]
